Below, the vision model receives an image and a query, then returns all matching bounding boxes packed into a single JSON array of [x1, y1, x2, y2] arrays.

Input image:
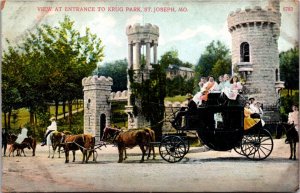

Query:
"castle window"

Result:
[[275, 68, 279, 81], [240, 42, 250, 62]]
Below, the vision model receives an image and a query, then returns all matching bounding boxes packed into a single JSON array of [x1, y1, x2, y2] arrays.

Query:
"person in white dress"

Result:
[[15, 127, 28, 144], [288, 105, 299, 131]]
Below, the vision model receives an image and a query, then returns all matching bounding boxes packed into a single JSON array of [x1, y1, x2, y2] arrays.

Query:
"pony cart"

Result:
[[158, 92, 274, 163]]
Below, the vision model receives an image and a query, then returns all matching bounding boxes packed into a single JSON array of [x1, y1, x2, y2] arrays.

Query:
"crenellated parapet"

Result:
[[126, 23, 159, 44], [82, 75, 113, 91], [110, 90, 128, 102], [228, 5, 281, 36]]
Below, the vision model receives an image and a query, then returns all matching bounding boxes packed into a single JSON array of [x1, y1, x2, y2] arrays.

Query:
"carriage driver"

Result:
[[41, 117, 57, 146], [171, 93, 197, 129]]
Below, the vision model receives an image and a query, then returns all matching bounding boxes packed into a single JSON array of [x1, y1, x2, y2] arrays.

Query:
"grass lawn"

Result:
[[2, 103, 83, 129], [165, 95, 186, 103]]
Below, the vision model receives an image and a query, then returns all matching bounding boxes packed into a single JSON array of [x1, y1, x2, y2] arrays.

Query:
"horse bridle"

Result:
[[102, 127, 121, 143]]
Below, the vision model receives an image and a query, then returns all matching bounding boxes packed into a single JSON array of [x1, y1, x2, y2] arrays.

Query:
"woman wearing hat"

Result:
[[41, 117, 57, 146]]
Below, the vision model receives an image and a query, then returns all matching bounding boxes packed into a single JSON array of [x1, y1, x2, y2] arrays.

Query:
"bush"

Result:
[[279, 91, 299, 122]]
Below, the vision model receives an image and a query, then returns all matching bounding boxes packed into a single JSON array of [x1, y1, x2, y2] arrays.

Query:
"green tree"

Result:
[[211, 59, 231, 78], [27, 16, 104, 126], [280, 46, 299, 96], [2, 44, 25, 129], [159, 49, 183, 70], [195, 40, 231, 78], [128, 64, 166, 140], [160, 49, 195, 96], [94, 59, 128, 92], [2, 16, 104, 130]]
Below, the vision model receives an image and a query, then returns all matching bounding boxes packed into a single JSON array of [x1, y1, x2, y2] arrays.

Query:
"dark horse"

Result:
[[276, 123, 299, 160], [7, 134, 37, 156]]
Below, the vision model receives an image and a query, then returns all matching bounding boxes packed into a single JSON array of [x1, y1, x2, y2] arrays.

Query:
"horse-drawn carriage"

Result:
[[158, 92, 274, 163]]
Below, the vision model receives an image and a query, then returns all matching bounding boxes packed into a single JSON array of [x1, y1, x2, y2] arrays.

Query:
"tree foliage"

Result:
[[279, 46, 299, 95], [94, 59, 128, 92], [195, 40, 231, 78], [128, 65, 166, 140], [159, 49, 193, 69], [2, 16, 104, 130], [166, 76, 194, 97], [159, 49, 194, 96]]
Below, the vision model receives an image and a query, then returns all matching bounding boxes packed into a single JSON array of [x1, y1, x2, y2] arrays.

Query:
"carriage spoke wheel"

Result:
[[184, 139, 190, 155], [241, 129, 273, 160], [234, 145, 244, 156], [159, 136, 186, 163], [234, 135, 254, 156]]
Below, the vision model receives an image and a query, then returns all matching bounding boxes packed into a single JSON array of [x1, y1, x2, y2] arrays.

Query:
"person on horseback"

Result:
[[41, 117, 57, 146]]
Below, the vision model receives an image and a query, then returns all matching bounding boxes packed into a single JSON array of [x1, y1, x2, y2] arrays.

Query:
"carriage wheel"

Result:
[[234, 145, 244, 156], [159, 136, 186, 163], [234, 135, 253, 156], [241, 129, 273, 160], [184, 139, 190, 155]]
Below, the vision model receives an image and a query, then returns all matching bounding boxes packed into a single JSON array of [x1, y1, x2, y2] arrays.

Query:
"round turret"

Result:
[[126, 23, 160, 129], [126, 23, 159, 44], [227, 1, 283, 110]]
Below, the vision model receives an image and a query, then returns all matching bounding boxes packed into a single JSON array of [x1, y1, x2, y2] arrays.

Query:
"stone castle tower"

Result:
[[227, 0, 284, 109], [82, 76, 112, 142], [125, 23, 159, 129]]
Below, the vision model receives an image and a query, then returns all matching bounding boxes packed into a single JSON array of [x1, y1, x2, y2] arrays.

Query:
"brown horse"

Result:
[[64, 134, 95, 163], [102, 127, 151, 163], [143, 128, 156, 160], [50, 131, 67, 158]]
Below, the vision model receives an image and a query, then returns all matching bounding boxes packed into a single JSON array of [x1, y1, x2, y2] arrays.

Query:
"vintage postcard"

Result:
[[1, 0, 299, 192]]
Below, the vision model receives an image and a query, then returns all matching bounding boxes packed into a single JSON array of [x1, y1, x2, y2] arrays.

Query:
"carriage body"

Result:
[[184, 92, 245, 151]]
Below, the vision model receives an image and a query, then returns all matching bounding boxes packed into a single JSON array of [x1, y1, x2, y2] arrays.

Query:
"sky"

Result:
[[2, 0, 299, 65]]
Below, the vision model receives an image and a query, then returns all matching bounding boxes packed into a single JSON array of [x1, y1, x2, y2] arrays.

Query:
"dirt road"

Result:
[[2, 138, 299, 192]]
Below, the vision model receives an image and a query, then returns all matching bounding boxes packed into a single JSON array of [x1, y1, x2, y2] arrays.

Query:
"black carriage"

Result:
[[159, 92, 274, 163]]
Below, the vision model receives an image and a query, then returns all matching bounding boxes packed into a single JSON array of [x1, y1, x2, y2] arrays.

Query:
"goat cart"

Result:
[[158, 92, 274, 163]]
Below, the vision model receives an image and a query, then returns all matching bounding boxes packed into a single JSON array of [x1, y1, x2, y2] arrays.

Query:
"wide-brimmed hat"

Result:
[[50, 117, 56, 121], [186, 93, 193, 99], [249, 97, 255, 101]]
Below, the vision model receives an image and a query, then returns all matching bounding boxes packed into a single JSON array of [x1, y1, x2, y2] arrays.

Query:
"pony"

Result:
[[276, 122, 299, 160], [8, 142, 31, 157], [7, 134, 36, 156]]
